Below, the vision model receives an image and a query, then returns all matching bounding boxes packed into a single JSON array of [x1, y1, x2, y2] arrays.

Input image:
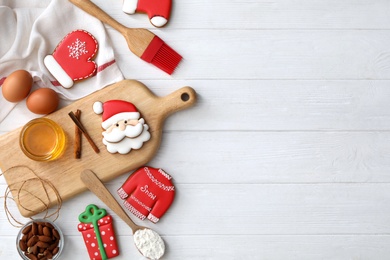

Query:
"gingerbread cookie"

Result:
[[93, 100, 151, 154], [78, 204, 120, 260], [122, 0, 171, 27], [44, 30, 98, 89], [117, 166, 175, 223]]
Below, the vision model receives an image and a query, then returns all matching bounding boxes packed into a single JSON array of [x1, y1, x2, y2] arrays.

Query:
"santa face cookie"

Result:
[[44, 30, 98, 89], [122, 0, 171, 27], [93, 100, 151, 154]]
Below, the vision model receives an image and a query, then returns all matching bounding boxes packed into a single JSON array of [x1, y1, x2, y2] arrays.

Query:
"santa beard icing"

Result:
[[102, 118, 151, 154]]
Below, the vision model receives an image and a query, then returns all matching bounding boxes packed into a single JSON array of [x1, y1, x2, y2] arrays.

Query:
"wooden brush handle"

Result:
[[80, 169, 141, 233], [69, 0, 128, 34]]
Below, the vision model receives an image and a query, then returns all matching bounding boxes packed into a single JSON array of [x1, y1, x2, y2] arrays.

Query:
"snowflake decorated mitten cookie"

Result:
[[122, 0, 172, 27], [117, 166, 175, 223], [44, 30, 98, 89], [78, 204, 120, 260]]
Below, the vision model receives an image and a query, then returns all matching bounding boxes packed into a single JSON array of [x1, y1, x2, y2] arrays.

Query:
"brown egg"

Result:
[[26, 88, 59, 115], [2, 70, 33, 102]]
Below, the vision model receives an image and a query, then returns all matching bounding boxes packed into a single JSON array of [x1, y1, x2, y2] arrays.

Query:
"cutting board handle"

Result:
[[159, 86, 197, 119]]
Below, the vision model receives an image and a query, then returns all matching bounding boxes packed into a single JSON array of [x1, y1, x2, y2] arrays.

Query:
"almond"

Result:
[[48, 240, 59, 251], [31, 245, 39, 255], [22, 234, 28, 242], [38, 236, 52, 243], [27, 236, 39, 247], [44, 222, 54, 229], [52, 247, 59, 256], [42, 227, 51, 237], [52, 228, 60, 240], [38, 224, 43, 236], [44, 249, 53, 259], [22, 224, 32, 235], [25, 253, 38, 260], [32, 223, 38, 235], [36, 241, 50, 249], [19, 240, 28, 251]]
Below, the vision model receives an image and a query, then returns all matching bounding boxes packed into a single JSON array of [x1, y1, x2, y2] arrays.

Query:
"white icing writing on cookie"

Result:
[[134, 228, 165, 259], [140, 185, 157, 200]]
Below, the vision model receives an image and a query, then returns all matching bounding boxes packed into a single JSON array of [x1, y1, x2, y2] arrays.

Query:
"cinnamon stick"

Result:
[[68, 111, 100, 154], [74, 109, 82, 159]]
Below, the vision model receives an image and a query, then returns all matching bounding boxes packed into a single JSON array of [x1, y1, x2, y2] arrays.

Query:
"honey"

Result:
[[20, 118, 66, 161]]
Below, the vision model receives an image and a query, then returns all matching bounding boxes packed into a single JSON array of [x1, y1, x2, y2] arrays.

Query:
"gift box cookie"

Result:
[[78, 204, 119, 260]]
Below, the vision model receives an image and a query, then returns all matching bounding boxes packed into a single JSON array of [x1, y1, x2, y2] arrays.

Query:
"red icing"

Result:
[[118, 166, 175, 223], [52, 30, 98, 81], [101, 100, 138, 123], [78, 215, 120, 260], [137, 0, 171, 22]]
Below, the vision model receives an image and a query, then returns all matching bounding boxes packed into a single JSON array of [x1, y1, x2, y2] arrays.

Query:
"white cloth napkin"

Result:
[[0, 0, 124, 134]]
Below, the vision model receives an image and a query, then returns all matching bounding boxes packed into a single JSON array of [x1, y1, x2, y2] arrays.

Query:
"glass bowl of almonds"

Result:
[[16, 219, 64, 260]]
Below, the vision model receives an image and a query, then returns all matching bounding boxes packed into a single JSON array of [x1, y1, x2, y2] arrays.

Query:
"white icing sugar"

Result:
[[103, 123, 150, 154], [133, 229, 165, 259]]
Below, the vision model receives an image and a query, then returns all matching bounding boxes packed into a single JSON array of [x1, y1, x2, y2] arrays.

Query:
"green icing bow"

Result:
[[79, 204, 108, 260]]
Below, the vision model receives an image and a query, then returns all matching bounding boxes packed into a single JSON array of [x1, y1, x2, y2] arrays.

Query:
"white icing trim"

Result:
[[158, 169, 172, 180], [124, 200, 146, 220], [122, 0, 138, 14], [44, 54, 74, 88], [93, 101, 103, 114], [117, 187, 128, 199], [147, 213, 160, 223], [150, 16, 168, 27], [102, 124, 150, 154], [130, 194, 152, 212], [144, 167, 175, 192], [102, 112, 140, 129]]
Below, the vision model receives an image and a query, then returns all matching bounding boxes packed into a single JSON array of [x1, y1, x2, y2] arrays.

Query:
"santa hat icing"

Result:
[[44, 30, 98, 89], [93, 100, 140, 130]]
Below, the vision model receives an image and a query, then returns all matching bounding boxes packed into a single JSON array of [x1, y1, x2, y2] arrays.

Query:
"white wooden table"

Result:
[[2, 0, 390, 259]]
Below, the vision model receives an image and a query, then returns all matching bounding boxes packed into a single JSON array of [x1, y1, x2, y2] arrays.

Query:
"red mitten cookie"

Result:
[[122, 0, 171, 27], [78, 204, 120, 260], [117, 166, 175, 223], [44, 30, 98, 89]]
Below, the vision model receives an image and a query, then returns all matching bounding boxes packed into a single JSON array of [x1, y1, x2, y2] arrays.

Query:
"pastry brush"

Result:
[[69, 0, 182, 75]]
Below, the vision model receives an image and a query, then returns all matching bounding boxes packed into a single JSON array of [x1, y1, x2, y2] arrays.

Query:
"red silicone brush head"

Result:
[[141, 36, 182, 75]]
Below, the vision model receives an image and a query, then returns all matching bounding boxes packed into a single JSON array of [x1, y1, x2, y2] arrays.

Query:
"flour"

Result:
[[134, 228, 165, 259]]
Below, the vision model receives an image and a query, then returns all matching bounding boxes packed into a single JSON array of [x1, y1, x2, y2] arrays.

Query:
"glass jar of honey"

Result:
[[19, 118, 66, 161]]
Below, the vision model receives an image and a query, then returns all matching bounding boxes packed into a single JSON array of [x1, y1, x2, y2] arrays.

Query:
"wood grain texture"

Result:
[[1, 0, 390, 259], [0, 80, 196, 217]]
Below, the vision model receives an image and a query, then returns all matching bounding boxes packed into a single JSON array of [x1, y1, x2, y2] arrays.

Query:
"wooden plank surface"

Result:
[[1, 0, 390, 259], [111, 30, 390, 79]]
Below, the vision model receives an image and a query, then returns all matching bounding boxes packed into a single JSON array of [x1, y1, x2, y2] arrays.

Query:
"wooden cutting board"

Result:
[[0, 79, 196, 217]]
